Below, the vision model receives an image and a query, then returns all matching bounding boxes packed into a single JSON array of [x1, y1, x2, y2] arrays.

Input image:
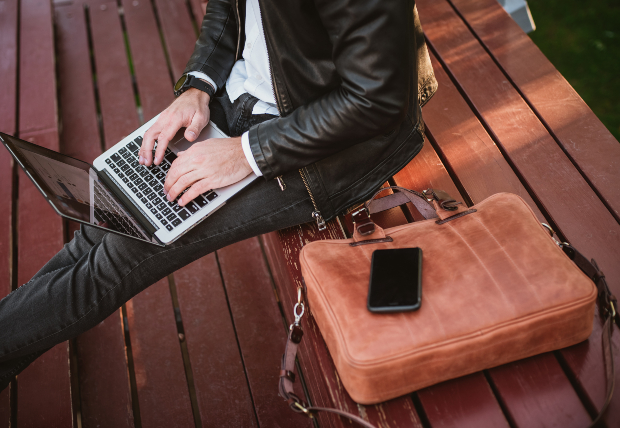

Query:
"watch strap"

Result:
[[175, 74, 215, 98]]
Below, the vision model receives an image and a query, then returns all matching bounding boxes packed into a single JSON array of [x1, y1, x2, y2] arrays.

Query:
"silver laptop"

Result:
[[0, 117, 257, 246]]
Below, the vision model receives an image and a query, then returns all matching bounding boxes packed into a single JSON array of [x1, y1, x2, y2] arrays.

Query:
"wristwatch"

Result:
[[174, 74, 216, 98]]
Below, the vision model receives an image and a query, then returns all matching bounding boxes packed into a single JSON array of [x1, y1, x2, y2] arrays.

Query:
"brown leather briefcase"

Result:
[[297, 188, 603, 405]]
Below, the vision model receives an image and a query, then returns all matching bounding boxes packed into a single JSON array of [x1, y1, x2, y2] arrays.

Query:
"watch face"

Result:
[[174, 75, 188, 92]]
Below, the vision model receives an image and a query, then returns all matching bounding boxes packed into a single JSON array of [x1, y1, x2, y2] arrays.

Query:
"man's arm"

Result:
[[139, 0, 238, 166], [248, 0, 414, 180]]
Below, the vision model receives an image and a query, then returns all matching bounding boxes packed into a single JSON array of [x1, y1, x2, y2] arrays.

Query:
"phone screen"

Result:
[[368, 248, 422, 313]]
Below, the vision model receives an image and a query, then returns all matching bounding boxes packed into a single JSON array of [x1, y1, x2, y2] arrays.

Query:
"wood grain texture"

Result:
[[418, 373, 509, 428], [121, 0, 173, 121], [54, 5, 136, 426], [423, 51, 546, 222], [188, 0, 207, 27], [558, 309, 620, 426], [125, 278, 195, 427], [261, 225, 425, 428], [488, 354, 591, 427], [217, 237, 312, 428], [417, 0, 620, 298], [449, 0, 620, 221], [417, 13, 620, 424], [0, 0, 17, 424], [89, 1, 140, 148], [173, 253, 257, 428], [153, 0, 197, 78], [16, 0, 73, 424]]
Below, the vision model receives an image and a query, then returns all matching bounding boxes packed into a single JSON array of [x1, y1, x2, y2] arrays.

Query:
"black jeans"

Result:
[[0, 94, 313, 391]]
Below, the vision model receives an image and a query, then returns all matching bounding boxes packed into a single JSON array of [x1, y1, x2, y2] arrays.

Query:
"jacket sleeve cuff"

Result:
[[241, 132, 262, 177], [187, 71, 218, 92]]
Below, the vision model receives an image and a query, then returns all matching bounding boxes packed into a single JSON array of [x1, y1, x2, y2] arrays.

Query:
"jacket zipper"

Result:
[[235, 0, 242, 59], [255, 0, 323, 229], [300, 167, 326, 230]]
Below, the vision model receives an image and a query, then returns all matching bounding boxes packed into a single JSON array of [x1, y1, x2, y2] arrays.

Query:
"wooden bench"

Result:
[[0, 0, 618, 426]]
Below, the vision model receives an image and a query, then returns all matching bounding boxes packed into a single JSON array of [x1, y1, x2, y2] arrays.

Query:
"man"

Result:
[[0, 0, 436, 390]]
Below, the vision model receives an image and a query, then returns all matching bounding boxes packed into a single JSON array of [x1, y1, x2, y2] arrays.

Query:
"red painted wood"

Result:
[[153, 0, 197, 78], [423, 52, 546, 222], [392, 139, 464, 207], [0, 0, 17, 424], [55, 3, 101, 164], [0, 0, 17, 136], [558, 309, 620, 425], [17, 0, 73, 424], [125, 278, 195, 427], [88, 1, 140, 148], [417, 0, 620, 298], [121, 0, 173, 121], [422, 40, 620, 426], [217, 237, 311, 427], [450, 0, 620, 221], [188, 0, 207, 27], [489, 354, 591, 427], [261, 227, 425, 428], [418, 374, 509, 428], [173, 253, 257, 427], [54, 5, 136, 427]]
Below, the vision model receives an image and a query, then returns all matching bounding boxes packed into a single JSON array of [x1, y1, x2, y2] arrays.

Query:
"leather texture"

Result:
[[300, 192, 598, 404], [183, 0, 437, 220]]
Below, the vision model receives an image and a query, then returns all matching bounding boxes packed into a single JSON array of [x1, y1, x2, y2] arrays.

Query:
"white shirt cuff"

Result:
[[241, 132, 263, 177], [187, 71, 217, 92]]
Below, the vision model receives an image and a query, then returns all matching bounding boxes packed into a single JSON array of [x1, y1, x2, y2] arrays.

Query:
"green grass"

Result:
[[528, 0, 620, 141]]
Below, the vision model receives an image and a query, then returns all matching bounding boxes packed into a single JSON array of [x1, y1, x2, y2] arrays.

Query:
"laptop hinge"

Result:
[[96, 168, 160, 237]]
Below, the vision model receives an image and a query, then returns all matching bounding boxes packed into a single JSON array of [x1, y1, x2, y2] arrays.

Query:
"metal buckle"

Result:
[[289, 286, 305, 331], [541, 223, 555, 237], [293, 401, 314, 417]]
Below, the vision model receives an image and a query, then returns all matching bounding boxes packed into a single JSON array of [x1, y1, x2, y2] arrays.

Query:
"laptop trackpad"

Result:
[[169, 122, 229, 155]]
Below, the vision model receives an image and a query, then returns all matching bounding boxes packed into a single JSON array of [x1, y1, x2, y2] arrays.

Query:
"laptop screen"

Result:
[[0, 132, 152, 242]]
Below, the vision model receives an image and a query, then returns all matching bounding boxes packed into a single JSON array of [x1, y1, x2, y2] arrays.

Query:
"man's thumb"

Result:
[[185, 112, 208, 142]]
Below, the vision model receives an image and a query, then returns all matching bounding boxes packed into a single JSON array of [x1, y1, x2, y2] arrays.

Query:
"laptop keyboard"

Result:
[[93, 180, 150, 240], [104, 137, 218, 232]]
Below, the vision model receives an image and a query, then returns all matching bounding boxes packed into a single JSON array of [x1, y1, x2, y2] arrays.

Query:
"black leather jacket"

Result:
[[183, 0, 437, 224]]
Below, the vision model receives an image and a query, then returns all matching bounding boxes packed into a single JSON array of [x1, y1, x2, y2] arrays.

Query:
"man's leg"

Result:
[[0, 168, 314, 390]]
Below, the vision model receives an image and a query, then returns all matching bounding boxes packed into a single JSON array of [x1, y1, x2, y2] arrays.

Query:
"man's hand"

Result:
[[140, 88, 211, 166], [164, 137, 253, 206]]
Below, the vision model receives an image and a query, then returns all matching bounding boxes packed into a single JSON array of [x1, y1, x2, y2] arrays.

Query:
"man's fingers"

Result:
[[151, 118, 183, 166], [140, 125, 161, 165], [166, 170, 203, 203], [184, 111, 209, 142], [178, 179, 211, 206]]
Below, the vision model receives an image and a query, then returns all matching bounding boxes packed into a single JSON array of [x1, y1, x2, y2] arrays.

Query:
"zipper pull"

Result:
[[312, 211, 326, 231], [276, 176, 286, 191]]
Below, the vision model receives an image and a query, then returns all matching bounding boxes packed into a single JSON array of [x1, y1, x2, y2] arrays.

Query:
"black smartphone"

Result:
[[367, 248, 423, 313]]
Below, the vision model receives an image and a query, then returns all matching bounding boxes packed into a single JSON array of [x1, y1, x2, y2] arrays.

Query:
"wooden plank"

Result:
[[152, 0, 197, 78], [125, 278, 195, 427], [0, 0, 17, 424], [421, 34, 620, 426], [488, 354, 591, 427], [89, 2, 195, 424], [423, 52, 546, 222], [54, 5, 135, 426], [389, 132, 513, 428], [88, 1, 140, 148], [261, 227, 425, 428], [449, 0, 620, 221], [16, 0, 73, 425], [121, 0, 173, 121], [416, 0, 620, 297], [188, 0, 207, 27], [173, 253, 257, 427], [216, 238, 311, 427], [417, 374, 510, 428]]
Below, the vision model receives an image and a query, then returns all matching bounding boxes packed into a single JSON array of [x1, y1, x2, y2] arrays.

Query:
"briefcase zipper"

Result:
[[299, 167, 326, 231]]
